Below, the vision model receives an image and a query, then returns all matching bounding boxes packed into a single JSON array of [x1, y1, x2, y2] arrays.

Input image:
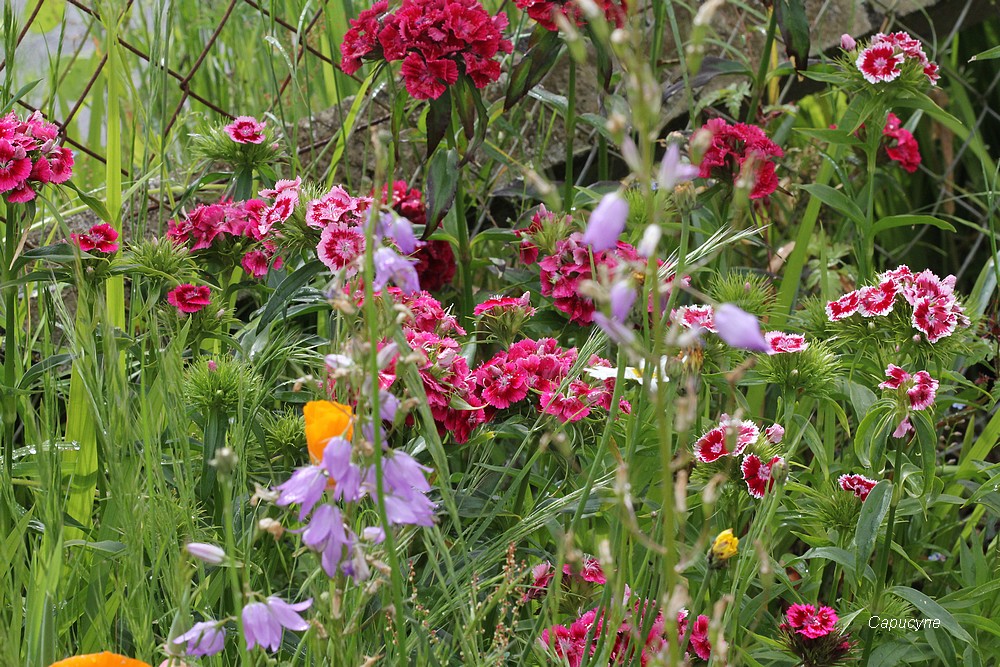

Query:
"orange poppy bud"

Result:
[[49, 652, 152, 667], [304, 400, 354, 464]]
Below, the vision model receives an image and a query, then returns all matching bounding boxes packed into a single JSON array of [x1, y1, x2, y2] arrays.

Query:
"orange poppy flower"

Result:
[[304, 400, 353, 464], [49, 652, 151, 667]]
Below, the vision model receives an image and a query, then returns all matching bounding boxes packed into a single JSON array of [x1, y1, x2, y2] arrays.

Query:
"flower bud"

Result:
[[185, 542, 226, 565], [710, 529, 739, 563]]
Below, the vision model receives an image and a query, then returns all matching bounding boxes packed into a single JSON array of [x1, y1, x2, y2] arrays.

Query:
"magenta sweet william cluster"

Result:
[[540, 600, 713, 665], [694, 118, 783, 200], [883, 112, 921, 173], [538, 232, 640, 325], [70, 223, 119, 255], [514, 0, 627, 32], [826, 265, 969, 343], [167, 179, 295, 278], [779, 603, 853, 664], [340, 0, 513, 100], [474, 338, 631, 423], [364, 287, 626, 443], [0, 110, 73, 203]]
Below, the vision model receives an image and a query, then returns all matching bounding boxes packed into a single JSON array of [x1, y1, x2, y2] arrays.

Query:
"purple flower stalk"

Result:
[[373, 247, 421, 294], [275, 465, 328, 520], [714, 304, 770, 352], [242, 596, 312, 653], [582, 192, 629, 252], [173, 620, 226, 657]]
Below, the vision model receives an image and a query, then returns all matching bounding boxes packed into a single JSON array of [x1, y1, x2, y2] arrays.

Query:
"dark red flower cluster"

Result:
[[883, 112, 921, 173], [380, 180, 457, 291], [71, 223, 119, 255], [826, 265, 969, 344], [0, 110, 73, 204], [514, 0, 627, 32], [540, 602, 712, 665], [695, 118, 783, 200], [340, 0, 513, 100], [167, 182, 292, 279], [538, 232, 641, 325], [473, 338, 630, 424]]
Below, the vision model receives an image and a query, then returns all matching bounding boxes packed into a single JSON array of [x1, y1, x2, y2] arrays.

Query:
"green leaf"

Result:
[[18, 354, 73, 390], [794, 127, 863, 147], [888, 586, 973, 644], [254, 260, 325, 335], [63, 539, 127, 556], [65, 181, 113, 224], [0, 79, 41, 115], [426, 88, 453, 160], [453, 79, 477, 141], [12, 244, 83, 273], [853, 404, 893, 468], [775, 0, 810, 71], [424, 148, 459, 239], [912, 410, 938, 493], [504, 26, 563, 111], [969, 45, 1000, 61], [871, 214, 955, 236], [798, 183, 865, 225], [853, 480, 891, 572]]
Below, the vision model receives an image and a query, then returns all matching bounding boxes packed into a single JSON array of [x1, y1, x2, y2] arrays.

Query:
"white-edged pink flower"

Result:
[[879, 364, 910, 390], [856, 42, 904, 83], [224, 116, 267, 144], [765, 331, 809, 354], [857, 278, 897, 317], [765, 423, 784, 444], [317, 223, 365, 271], [673, 304, 716, 332], [907, 371, 938, 410], [838, 473, 877, 501], [742, 454, 783, 499], [825, 291, 861, 321]]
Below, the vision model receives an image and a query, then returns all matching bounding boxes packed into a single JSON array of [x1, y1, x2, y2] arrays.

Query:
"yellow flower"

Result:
[[305, 400, 354, 464], [711, 528, 739, 562], [49, 652, 151, 667]]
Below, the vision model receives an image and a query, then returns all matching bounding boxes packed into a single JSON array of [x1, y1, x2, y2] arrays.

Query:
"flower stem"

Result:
[[860, 436, 905, 665], [362, 202, 409, 665], [221, 472, 253, 666]]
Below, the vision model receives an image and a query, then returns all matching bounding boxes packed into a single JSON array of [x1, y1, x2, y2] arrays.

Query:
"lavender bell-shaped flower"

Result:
[[322, 436, 364, 502], [173, 620, 226, 657], [582, 192, 629, 253], [658, 143, 700, 192], [242, 596, 312, 653], [594, 280, 638, 345], [714, 303, 770, 352], [373, 247, 420, 294], [275, 465, 328, 520]]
